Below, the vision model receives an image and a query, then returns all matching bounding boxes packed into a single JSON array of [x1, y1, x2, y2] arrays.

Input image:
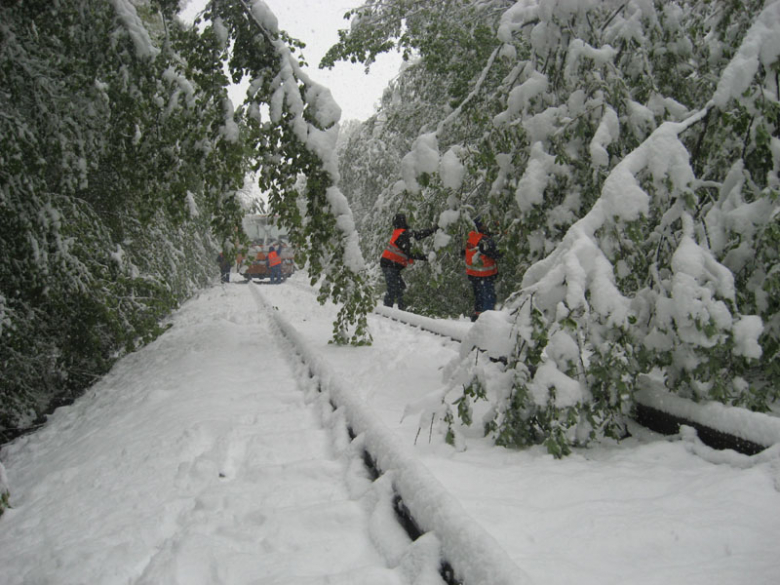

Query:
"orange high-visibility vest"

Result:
[[268, 249, 282, 267], [381, 229, 413, 267], [465, 231, 497, 277]]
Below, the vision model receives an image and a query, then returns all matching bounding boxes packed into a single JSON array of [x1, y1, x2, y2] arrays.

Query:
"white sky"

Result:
[[178, 0, 401, 122]]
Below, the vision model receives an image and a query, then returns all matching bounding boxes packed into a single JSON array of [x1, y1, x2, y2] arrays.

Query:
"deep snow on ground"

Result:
[[262, 274, 780, 585], [0, 282, 405, 585], [1, 273, 779, 585]]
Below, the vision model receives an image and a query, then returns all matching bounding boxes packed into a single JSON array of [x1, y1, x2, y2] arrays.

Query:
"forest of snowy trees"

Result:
[[0, 0, 371, 443], [1, 0, 779, 457]]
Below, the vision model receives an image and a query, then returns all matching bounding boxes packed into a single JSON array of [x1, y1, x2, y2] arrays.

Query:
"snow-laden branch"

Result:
[[518, 110, 709, 321], [436, 46, 500, 134], [712, 0, 780, 108], [110, 0, 160, 59], [240, 0, 365, 274]]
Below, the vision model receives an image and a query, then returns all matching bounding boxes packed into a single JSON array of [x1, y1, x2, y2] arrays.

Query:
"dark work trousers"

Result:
[[469, 275, 496, 316], [382, 264, 407, 310]]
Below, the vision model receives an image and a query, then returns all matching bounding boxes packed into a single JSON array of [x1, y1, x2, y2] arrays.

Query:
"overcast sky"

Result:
[[178, 0, 401, 122]]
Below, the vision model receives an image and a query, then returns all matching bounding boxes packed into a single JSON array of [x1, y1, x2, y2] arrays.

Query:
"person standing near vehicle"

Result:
[[380, 213, 437, 310], [267, 245, 283, 284], [217, 251, 231, 283], [464, 217, 502, 321]]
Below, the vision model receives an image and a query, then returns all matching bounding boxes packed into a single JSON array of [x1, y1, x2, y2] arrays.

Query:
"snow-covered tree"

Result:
[[200, 0, 374, 345], [327, 0, 779, 455], [1, 0, 373, 440], [0, 0, 242, 437]]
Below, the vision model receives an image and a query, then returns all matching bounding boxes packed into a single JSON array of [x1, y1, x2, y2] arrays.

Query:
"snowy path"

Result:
[[0, 285, 404, 585]]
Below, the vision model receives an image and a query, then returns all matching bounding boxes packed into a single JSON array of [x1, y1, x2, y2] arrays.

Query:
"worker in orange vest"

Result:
[[464, 217, 502, 321], [267, 245, 283, 284], [380, 213, 437, 310]]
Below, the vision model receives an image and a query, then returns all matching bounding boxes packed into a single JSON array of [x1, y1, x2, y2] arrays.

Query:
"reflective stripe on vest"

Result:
[[268, 250, 282, 267], [381, 228, 413, 267], [465, 231, 497, 277]]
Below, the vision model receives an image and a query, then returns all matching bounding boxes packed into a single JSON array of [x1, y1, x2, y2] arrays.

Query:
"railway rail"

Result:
[[250, 285, 531, 585], [373, 306, 780, 456]]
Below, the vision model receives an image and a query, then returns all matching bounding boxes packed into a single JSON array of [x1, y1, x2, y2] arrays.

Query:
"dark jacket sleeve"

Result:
[[408, 227, 437, 240], [478, 236, 502, 260], [396, 230, 429, 261]]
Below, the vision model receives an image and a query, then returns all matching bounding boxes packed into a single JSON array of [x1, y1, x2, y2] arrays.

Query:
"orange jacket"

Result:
[[381, 229, 414, 267], [465, 231, 497, 277], [267, 249, 282, 267]]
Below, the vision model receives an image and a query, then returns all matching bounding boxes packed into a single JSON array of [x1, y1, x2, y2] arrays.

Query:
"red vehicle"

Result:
[[238, 215, 296, 281]]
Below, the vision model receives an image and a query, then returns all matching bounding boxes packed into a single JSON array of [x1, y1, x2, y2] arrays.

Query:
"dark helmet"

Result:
[[473, 216, 485, 232], [393, 213, 408, 229]]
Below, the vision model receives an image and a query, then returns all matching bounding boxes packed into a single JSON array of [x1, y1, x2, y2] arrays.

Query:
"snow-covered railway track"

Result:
[[374, 306, 780, 456], [250, 284, 531, 585]]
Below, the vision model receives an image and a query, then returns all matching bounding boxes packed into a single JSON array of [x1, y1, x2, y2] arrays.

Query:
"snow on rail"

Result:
[[374, 307, 779, 454], [635, 376, 780, 452], [374, 306, 471, 342], [252, 286, 532, 585]]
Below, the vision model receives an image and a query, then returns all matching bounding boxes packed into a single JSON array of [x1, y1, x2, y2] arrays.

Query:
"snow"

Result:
[[515, 141, 556, 212], [401, 133, 440, 195], [626, 99, 656, 140], [589, 106, 619, 168], [304, 84, 342, 129], [249, 0, 279, 34], [458, 310, 515, 362], [636, 375, 780, 448], [185, 191, 200, 218], [162, 67, 196, 110], [732, 315, 764, 359], [564, 39, 618, 82], [497, 0, 540, 44], [219, 97, 240, 143], [439, 148, 465, 191], [325, 186, 365, 273], [713, 1, 780, 108], [110, 0, 160, 59], [529, 361, 583, 408], [375, 305, 471, 343], [2, 277, 779, 585], [672, 234, 735, 301], [256, 287, 528, 585], [493, 70, 548, 125]]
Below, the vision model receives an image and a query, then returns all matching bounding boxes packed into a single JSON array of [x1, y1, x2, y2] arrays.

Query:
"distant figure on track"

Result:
[[464, 217, 502, 321], [217, 251, 231, 283], [380, 213, 437, 311]]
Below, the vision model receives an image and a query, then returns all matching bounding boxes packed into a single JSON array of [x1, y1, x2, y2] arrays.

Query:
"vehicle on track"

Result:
[[238, 215, 295, 282]]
